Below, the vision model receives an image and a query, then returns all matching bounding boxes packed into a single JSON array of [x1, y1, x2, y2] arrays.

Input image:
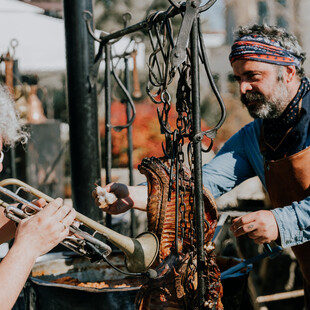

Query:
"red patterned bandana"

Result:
[[229, 35, 302, 69]]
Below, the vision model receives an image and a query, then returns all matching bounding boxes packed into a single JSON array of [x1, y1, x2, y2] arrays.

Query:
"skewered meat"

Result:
[[136, 157, 223, 309]]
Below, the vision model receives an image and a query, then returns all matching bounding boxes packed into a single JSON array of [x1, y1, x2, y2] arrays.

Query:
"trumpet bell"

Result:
[[125, 231, 159, 273]]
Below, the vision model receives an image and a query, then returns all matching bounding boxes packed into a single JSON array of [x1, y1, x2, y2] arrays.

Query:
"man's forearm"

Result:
[[272, 198, 310, 247], [129, 185, 148, 211], [0, 243, 36, 310]]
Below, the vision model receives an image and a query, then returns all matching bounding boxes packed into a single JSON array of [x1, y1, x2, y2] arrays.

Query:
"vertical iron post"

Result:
[[124, 57, 134, 186], [63, 0, 102, 220], [11, 60, 19, 181], [104, 43, 112, 228], [191, 18, 205, 308], [124, 57, 136, 237]]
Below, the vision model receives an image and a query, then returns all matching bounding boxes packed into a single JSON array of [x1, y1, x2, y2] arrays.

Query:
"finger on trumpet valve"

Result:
[[96, 185, 117, 208], [5, 205, 27, 222], [0, 180, 115, 262]]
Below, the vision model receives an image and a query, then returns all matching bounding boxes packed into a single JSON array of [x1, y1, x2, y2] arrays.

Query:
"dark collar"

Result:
[[262, 77, 310, 160]]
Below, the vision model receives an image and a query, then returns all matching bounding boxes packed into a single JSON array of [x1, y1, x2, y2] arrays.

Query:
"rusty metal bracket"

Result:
[[170, 0, 202, 70], [170, 0, 218, 71]]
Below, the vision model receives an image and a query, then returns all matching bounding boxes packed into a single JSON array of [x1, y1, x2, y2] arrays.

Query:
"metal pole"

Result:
[[124, 57, 136, 237], [63, 0, 102, 221], [124, 58, 134, 186], [11, 60, 19, 181], [104, 44, 112, 229], [191, 17, 205, 308]]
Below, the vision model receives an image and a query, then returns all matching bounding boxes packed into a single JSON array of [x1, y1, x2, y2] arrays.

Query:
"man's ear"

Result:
[[284, 65, 296, 83]]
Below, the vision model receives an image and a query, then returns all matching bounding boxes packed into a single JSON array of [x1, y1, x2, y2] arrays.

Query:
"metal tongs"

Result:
[[221, 246, 282, 280], [169, 0, 217, 70], [212, 213, 283, 279]]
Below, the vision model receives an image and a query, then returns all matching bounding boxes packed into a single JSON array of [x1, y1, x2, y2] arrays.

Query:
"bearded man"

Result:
[[93, 24, 310, 308], [207, 24, 310, 306]]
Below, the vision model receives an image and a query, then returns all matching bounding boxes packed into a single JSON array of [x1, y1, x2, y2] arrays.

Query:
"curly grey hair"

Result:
[[235, 24, 306, 78], [0, 84, 28, 147]]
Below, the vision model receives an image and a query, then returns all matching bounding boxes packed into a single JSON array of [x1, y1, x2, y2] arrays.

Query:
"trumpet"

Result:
[[0, 179, 159, 274]]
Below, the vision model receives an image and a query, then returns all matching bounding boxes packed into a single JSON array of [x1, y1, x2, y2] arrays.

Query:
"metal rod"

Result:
[[10, 60, 18, 184], [124, 57, 136, 237], [99, 6, 183, 45], [256, 289, 304, 303], [104, 44, 112, 229], [63, 0, 102, 220], [124, 60, 134, 186], [190, 17, 205, 309], [175, 154, 179, 254]]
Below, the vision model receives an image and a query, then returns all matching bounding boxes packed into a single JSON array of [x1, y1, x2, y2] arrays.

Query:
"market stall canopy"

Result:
[[0, 0, 66, 72], [0, 0, 145, 73]]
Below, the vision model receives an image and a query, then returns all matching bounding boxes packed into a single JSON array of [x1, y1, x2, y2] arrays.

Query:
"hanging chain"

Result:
[[146, 7, 201, 254], [175, 61, 192, 245], [176, 62, 200, 299], [146, 4, 222, 308]]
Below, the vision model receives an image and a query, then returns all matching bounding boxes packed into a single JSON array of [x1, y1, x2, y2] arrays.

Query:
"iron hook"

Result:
[[83, 10, 102, 43]]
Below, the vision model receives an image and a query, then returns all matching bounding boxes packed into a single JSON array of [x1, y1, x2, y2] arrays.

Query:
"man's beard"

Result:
[[241, 81, 290, 119]]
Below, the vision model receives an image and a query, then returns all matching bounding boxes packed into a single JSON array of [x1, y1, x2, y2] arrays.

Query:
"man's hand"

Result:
[[230, 210, 279, 244], [92, 183, 134, 215]]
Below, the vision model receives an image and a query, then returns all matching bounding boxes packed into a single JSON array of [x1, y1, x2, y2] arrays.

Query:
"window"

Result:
[[277, 15, 288, 28], [277, 0, 287, 7], [258, 1, 268, 24]]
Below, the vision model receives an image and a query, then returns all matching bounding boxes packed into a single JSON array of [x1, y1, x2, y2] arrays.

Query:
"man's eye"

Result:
[[248, 74, 260, 80]]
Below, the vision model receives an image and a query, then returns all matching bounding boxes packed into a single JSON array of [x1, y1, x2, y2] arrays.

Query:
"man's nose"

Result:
[[239, 81, 252, 94]]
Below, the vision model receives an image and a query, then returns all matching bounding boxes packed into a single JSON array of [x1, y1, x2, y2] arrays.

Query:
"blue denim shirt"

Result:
[[202, 119, 310, 248]]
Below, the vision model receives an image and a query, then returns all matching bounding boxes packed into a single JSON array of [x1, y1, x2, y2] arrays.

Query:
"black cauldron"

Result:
[[24, 252, 146, 310]]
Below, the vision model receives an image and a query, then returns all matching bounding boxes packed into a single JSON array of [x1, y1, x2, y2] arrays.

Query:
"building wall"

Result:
[[296, 0, 310, 74]]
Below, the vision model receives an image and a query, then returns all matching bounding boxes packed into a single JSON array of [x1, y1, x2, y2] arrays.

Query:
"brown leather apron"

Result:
[[264, 146, 310, 307]]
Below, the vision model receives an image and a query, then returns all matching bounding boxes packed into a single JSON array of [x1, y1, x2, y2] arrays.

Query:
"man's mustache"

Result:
[[241, 92, 266, 105]]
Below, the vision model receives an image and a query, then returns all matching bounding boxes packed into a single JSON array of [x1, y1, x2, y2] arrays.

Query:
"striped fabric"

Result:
[[229, 35, 302, 69]]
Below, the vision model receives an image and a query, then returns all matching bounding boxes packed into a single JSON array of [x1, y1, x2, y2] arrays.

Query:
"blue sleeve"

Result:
[[272, 197, 310, 248], [202, 128, 256, 198]]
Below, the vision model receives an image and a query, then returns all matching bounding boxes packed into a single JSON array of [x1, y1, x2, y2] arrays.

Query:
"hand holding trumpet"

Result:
[[0, 196, 76, 310], [14, 198, 76, 258]]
